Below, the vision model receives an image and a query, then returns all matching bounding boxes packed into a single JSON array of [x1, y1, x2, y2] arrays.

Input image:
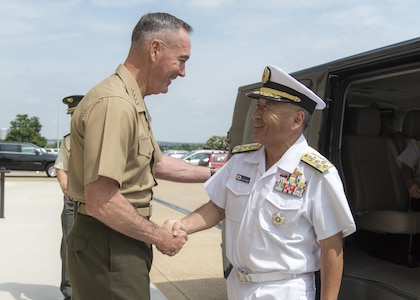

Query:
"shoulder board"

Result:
[[301, 152, 333, 173], [64, 134, 71, 158], [232, 143, 262, 154]]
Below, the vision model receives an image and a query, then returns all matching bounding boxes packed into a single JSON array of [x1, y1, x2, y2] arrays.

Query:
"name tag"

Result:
[[236, 174, 250, 184]]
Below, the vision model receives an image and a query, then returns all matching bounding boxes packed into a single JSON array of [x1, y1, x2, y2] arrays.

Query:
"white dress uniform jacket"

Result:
[[205, 135, 356, 300]]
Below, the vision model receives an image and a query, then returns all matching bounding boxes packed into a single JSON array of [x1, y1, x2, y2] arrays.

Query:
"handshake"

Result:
[[156, 219, 188, 257], [153, 200, 224, 256]]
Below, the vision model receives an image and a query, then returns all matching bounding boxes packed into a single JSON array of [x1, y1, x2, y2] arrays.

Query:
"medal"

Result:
[[272, 212, 285, 226], [274, 168, 307, 198]]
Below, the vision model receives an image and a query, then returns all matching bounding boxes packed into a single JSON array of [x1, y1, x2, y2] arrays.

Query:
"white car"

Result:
[[162, 150, 189, 159], [182, 150, 226, 166]]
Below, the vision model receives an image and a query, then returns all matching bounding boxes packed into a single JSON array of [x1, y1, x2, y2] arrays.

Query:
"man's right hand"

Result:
[[156, 227, 188, 256]]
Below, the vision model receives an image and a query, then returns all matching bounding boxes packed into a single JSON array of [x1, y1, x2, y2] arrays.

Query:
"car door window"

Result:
[[21, 145, 37, 154], [1, 144, 20, 152]]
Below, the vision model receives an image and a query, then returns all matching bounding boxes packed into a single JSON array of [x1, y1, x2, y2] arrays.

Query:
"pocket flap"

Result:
[[138, 136, 152, 158], [266, 191, 302, 210], [226, 178, 251, 196]]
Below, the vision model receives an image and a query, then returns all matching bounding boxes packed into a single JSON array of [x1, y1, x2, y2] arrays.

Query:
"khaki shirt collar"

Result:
[[115, 64, 152, 122]]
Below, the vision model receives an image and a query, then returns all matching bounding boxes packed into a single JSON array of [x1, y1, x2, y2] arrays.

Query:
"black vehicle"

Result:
[[227, 37, 420, 299], [0, 141, 57, 177]]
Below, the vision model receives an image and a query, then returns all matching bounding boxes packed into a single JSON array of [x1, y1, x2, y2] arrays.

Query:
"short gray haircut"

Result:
[[285, 103, 311, 130], [131, 12, 193, 45]]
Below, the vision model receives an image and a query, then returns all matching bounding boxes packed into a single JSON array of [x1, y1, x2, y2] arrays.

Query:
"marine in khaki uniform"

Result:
[[66, 12, 214, 300], [54, 95, 84, 300]]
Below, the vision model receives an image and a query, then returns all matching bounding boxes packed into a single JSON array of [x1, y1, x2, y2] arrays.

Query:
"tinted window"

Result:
[[190, 153, 210, 160], [0, 144, 20, 152], [212, 154, 226, 162], [21, 145, 37, 154]]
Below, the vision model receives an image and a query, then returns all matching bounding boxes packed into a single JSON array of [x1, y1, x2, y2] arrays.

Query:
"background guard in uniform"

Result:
[[54, 95, 84, 300]]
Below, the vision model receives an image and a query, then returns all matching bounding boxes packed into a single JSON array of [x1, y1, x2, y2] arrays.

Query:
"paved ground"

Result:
[[150, 181, 227, 300], [0, 171, 227, 300]]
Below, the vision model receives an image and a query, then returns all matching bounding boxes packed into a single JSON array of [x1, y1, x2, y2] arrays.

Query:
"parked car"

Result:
[[0, 141, 58, 177], [162, 149, 189, 159], [182, 149, 227, 166], [225, 38, 420, 300], [45, 148, 59, 154], [208, 152, 228, 169]]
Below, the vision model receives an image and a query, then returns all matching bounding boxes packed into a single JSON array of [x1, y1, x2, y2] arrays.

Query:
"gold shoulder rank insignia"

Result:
[[301, 152, 333, 173], [232, 143, 262, 154]]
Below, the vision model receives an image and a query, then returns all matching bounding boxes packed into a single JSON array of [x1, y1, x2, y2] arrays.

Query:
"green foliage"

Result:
[[158, 142, 204, 152], [5, 114, 47, 147], [203, 135, 229, 151], [46, 142, 59, 149]]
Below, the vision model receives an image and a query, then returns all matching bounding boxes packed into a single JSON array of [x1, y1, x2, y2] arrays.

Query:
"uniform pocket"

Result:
[[260, 191, 303, 236], [138, 136, 152, 159], [225, 179, 251, 222]]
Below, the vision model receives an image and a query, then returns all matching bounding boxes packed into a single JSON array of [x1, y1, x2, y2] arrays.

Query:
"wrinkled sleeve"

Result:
[[83, 98, 135, 186], [310, 169, 356, 240], [205, 157, 236, 210], [54, 141, 68, 171], [397, 139, 418, 170]]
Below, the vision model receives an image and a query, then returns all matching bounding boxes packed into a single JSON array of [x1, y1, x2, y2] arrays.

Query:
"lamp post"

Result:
[[0, 168, 10, 218], [56, 101, 60, 149]]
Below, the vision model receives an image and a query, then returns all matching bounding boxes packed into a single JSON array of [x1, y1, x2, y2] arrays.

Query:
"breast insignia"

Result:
[[232, 143, 262, 154], [301, 152, 333, 173]]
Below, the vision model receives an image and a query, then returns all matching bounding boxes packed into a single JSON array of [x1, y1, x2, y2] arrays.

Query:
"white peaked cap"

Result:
[[246, 65, 326, 113]]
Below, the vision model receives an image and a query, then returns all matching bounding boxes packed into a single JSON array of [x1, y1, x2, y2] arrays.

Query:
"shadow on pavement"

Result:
[[0, 282, 62, 300], [154, 278, 227, 300]]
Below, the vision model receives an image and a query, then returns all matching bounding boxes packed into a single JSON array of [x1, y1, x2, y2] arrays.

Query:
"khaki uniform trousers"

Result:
[[67, 213, 153, 300]]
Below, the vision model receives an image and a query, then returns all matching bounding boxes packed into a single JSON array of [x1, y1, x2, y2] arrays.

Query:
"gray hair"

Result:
[[131, 12, 193, 45], [284, 103, 311, 130]]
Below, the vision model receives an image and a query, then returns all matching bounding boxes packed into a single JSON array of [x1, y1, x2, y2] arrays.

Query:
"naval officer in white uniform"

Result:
[[163, 65, 356, 300]]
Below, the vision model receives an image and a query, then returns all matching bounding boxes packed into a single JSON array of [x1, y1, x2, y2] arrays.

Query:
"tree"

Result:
[[203, 135, 229, 151], [5, 114, 47, 147]]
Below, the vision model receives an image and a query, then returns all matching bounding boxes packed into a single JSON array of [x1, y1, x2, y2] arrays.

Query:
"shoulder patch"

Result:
[[301, 152, 333, 173], [232, 143, 262, 154]]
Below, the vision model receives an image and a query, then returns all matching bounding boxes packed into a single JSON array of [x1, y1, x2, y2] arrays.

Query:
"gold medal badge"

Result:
[[272, 212, 285, 226], [262, 67, 271, 84]]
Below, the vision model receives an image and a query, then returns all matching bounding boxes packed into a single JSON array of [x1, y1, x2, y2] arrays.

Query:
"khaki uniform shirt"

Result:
[[54, 134, 70, 171], [68, 64, 162, 206]]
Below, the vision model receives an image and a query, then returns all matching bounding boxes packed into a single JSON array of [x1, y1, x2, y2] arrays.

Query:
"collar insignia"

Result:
[[130, 88, 139, 105]]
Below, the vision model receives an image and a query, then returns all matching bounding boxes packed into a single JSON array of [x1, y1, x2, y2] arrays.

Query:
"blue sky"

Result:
[[1, 0, 420, 143]]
